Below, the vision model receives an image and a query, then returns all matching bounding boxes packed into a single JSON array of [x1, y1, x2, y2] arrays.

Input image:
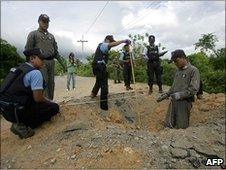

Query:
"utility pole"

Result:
[[77, 35, 88, 59]]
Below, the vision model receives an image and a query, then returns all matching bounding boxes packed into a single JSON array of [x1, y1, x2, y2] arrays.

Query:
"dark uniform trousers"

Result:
[[147, 61, 162, 88], [123, 64, 132, 87], [92, 68, 109, 110], [165, 99, 192, 129], [5, 101, 59, 129]]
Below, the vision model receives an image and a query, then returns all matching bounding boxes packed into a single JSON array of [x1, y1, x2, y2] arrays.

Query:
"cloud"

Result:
[[1, 1, 225, 62]]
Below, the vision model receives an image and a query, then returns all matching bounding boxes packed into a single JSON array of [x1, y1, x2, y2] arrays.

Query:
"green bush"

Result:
[[203, 70, 225, 93], [0, 39, 25, 83]]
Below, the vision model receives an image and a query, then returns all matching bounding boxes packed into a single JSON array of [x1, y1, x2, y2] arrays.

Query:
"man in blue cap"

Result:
[[0, 48, 59, 139]]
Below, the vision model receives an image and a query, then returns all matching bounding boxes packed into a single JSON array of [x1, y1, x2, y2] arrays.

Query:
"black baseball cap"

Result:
[[38, 14, 50, 22], [168, 49, 186, 63], [149, 35, 155, 40], [105, 35, 116, 42], [23, 48, 44, 60]]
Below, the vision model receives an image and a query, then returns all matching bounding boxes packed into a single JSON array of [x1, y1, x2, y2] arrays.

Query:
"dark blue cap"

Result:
[[23, 48, 44, 60]]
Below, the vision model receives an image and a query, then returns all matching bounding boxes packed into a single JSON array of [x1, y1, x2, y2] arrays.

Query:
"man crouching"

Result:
[[0, 48, 59, 139]]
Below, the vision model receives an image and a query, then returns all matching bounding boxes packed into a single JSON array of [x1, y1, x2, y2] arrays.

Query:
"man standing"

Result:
[[112, 56, 122, 84], [25, 14, 66, 100], [120, 44, 134, 90], [91, 35, 131, 110], [0, 48, 59, 138], [157, 49, 200, 129], [143, 35, 167, 94]]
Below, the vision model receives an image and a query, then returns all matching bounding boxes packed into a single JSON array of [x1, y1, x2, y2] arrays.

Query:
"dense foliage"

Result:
[[0, 39, 25, 83]]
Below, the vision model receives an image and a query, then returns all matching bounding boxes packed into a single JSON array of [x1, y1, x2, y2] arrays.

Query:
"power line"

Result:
[[85, 1, 110, 35], [115, 1, 156, 35], [115, 2, 162, 36]]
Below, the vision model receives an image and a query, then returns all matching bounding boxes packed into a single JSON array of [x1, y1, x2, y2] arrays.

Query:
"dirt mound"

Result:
[[1, 87, 225, 169]]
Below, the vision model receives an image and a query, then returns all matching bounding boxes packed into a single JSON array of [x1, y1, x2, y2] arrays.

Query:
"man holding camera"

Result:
[[157, 49, 200, 129]]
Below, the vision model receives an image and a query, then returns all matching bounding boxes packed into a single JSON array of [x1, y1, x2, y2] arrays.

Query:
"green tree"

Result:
[[194, 33, 219, 57], [0, 39, 25, 83], [54, 57, 67, 76], [209, 48, 225, 71]]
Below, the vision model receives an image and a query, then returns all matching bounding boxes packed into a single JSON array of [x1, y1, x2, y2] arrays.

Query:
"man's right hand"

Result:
[[124, 39, 131, 45], [156, 92, 169, 102]]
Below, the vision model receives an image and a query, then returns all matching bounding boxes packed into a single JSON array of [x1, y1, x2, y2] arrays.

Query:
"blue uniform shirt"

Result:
[[23, 62, 43, 90], [100, 42, 109, 54]]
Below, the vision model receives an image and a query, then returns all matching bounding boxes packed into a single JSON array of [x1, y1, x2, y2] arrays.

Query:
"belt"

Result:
[[149, 60, 159, 63], [44, 57, 54, 60]]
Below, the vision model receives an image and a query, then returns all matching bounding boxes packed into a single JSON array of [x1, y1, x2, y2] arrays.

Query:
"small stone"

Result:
[[76, 144, 82, 147], [124, 147, 134, 154], [27, 145, 32, 150], [104, 148, 110, 153], [7, 164, 12, 169], [56, 148, 61, 152], [170, 148, 188, 159], [189, 157, 201, 168], [192, 135, 197, 139], [50, 158, 56, 164], [135, 137, 139, 140], [70, 154, 76, 159], [171, 158, 176, 163], [161, 145, 169, 151]]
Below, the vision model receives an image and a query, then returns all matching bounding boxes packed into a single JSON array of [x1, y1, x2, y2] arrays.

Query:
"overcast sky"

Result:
[[1, 1, 225, 61]]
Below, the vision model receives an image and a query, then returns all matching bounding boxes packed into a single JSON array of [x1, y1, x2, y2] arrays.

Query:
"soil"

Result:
[[1, 76, 225, 169]]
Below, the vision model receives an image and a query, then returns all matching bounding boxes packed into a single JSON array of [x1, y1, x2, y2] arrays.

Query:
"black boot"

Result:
[[159, 86, 163, 93], [149, 86, 153, 95]]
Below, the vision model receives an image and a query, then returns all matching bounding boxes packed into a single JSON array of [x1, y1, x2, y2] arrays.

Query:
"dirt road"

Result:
[[54, 75, 165, 103]]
